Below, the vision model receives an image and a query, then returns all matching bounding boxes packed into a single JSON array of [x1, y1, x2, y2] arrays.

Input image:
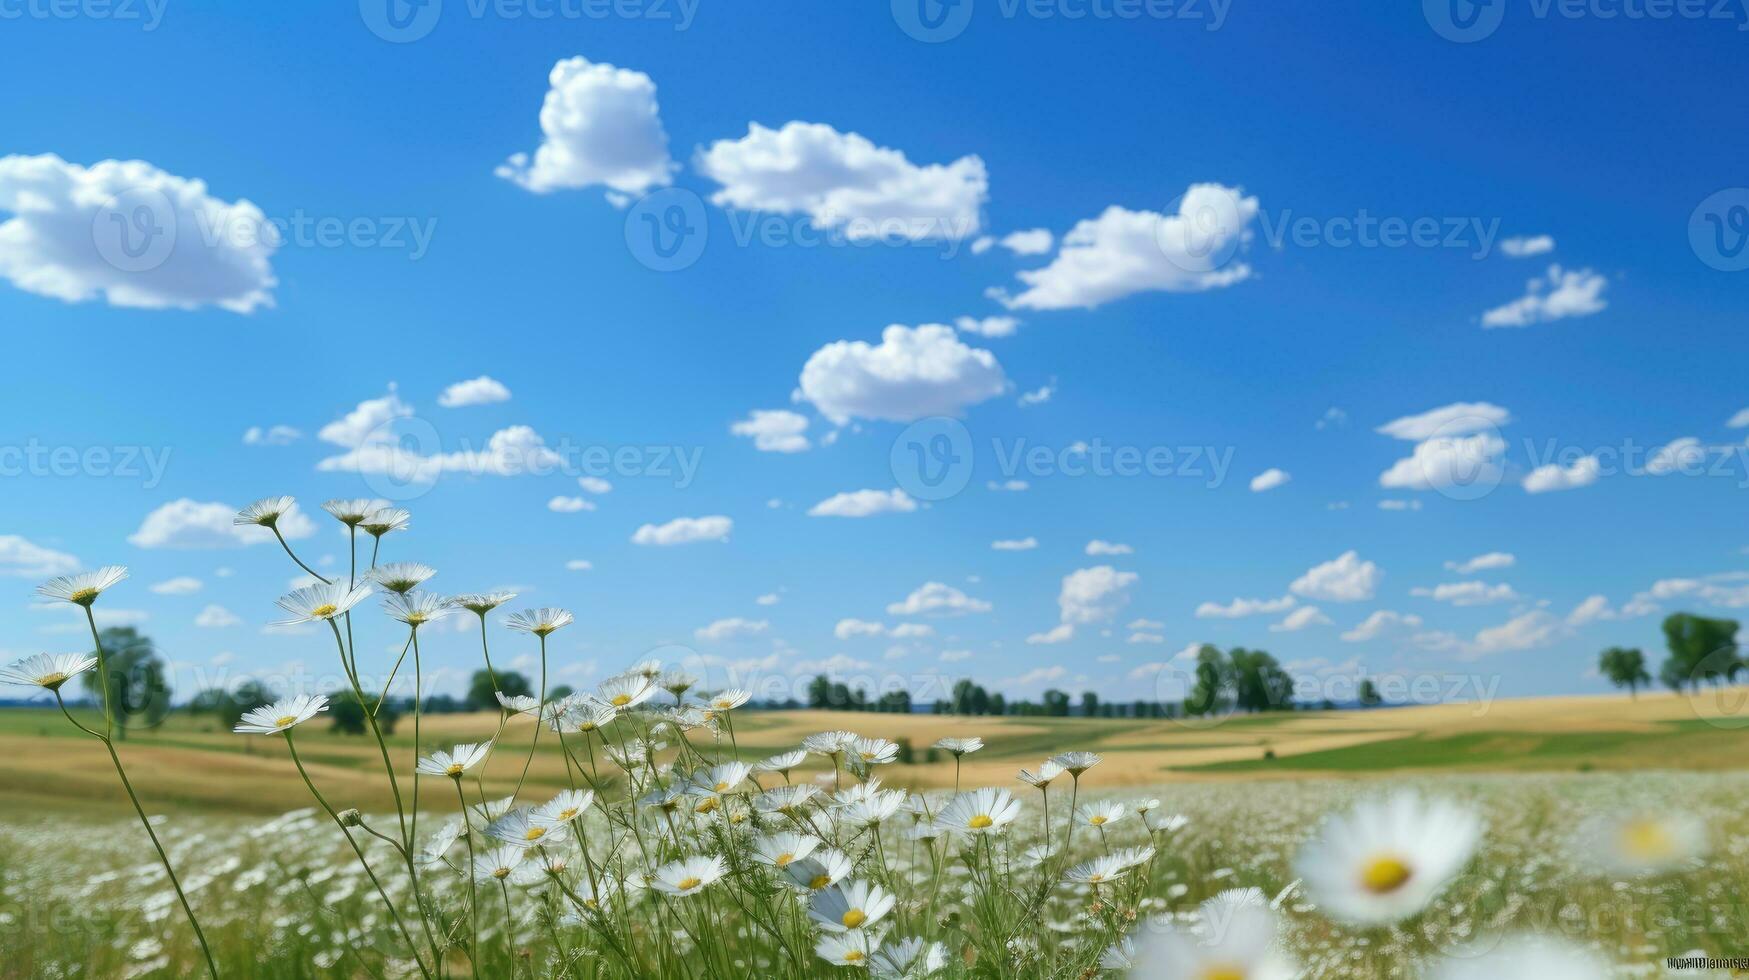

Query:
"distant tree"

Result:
[[79, 627, 170, 739], [189, 680, 270, 731], [877, 690, 912, 713], [1598, 647, 1651, 699], [1080, 691, 1100, 717], [547, 685, 575, 702], [894, 737, 915, 764], [988, 692, 1006, 716], [328, 690, 399, 736], [1661, 613, 1741, 690], [467, 669, 531, 711], [807, 675, 832, 709], [1184, 644, 1232, 717], [1041, 689, 1071, 717], [951, 679, 992, 716], [1358, 679, 1383, 707], [1229, 648, 1293, 713]]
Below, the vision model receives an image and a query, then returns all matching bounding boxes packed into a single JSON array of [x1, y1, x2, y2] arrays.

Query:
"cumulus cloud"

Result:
[[696, 121, 986, 240], [1340, 610, 1424, 642], [990, 184, 1259, 310], [1468, 610, 1561, 657], [1499, 235, 1555, 257], [1270, 606, 1331, 632], [1409, 581, 1520, 606], [1378, 499, 1422, 511], [1059, 565, 1139, 625], [0, 535, 80, 578], [694, 617, 769, 642], [548, 496, 596, 513], [1249, 468, 1290, 492], [0, 154, 277, 313], [314, 391, 565, 482], [194, 604, 241, 628], [1026, 624, 1075, 645], [318, 389, 413, 449], [438, 376, 512, 408], [631, 515, 732, 546], [1290, 551, 1380, 602], [1378, 431, 1506, 492], [997, 228, 1053, 255], [1645, 437, 1705, 476], [954, 315, 1018, 338], [129, 499, 315, 549], [808, 488, 917, 518], [834, 618, 886, 639], [1446, 552, 1515, 575], [991, 537, 1038, 551], [577, 477, 612, 494], [1376, 402, 1512, 441], [1729, 408, 1749, 429], [1017, 383, 1053, 407], [1567, 594, 1615, 627], [1481, 265, 1607, 328], [1195, 595, 1296, 618], [1522, 455, 1600, 493], [150, 576, 203, 595], [797, 323, 1007, 424], [243, 425, 301, 446], [495, 56, 676, 196], [1084, 540, 1133, 556], [886, 581, 991, 616], [565, 559, 593, 571], [730, 410, 810, 453]]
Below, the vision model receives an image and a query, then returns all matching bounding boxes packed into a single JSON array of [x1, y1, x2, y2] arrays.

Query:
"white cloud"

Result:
[[1007, 665, 1069, 687], [1728, 408, 1749, 429], [1084, 540, 1133, 556], [991, 184, 1259, 310], [1249, 468, 1290, 492], [808, 488, 916, 518], [1410, 581, 1520, 606], [1445, 552, 1514, 575], [1379, 431, 1506, 492], [438, 375, 511, 408], [0, 535, 80, 578], [578, 477, 612, 494], [755, 592, 780, 605], [1128, 618, 1164, 630], [971, 236, 994, 254], [835, 618, 887, 639], [631, 515, 732, 546], [987, 479, 1029, 492], [1522, 455, 1601, 494], [886, 581, 991, 616], [953, 315, 1018, 338], [1195, 595, 1295, 618], [1340, 610, 1423, 642], [890, 623, 934, 639], [998, 228, 1054, 255], [1645, 437, 1705, 476], [194, 604, 241, 628], [730, 410, 810, 453], [318, 388, 413, 448], [318, 421, 565, 481], [243, 425, 301, 446], [1378, 499, 1422, 511], [1567, 594, 1615, 627], [1018, 383, 1053, 407], [1290, 551, 1380, 602], [495, 56, 676, 196], [1026, 624, 1075, 645], [797, 323, 1007, 424], [548, 496, 596, 513], [696, 121, 986, 240], [939, 649, 972, 663], [1376, 402, 1512, 441], [694, 617, 769, 642], [129, 499, 315, 549], [1481, 265, 1607, 328], [0, 153, 276, 313], [565, 559, 593, 571], [1059, 565, 1139, 625], [149, 576, 203, 595], [1469, 610, 1561, 657], [1128, 632, 1166, 644], [1499, 234, 1555, 258], [991, 537, 1038, 551], [1270, 606, 1331, 632]]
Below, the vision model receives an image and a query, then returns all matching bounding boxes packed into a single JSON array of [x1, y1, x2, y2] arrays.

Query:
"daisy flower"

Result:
[[1147, 811, 1190, 834], [651, 856, 726, 898], [234, 694, 328, 735], [753, 832, 821, 869], [757, 784, 822, 815], [0, 653, 98, 691], [418, 819, 466, 866], [322, 498, 377, 526], [658, 670, 698, 697], [933, 736, 983, 757], [785, 849, 854, 892], [1426, 935, 1611, 980], [1017, 760, 1066, 788], [802, 730, 859, 756], [627, 658, 662, 678], [1132, 797, 1161, 816], [37, 566, 128, 607], [755, 749, 808, 776], [505, 607, 573, 636], [1581, 811, 1707, 876], [234, 496, 297, 529], [474, 845, 525, 882], [691, 761, 753, 797], [835, 777, 886, 806], [452, 592, 517, 616], [596, 673, 656, 710], [1294, 791, 1482, 926], [537, 789, 596, 825], [1064, 855, 1130, 886], [274, 582, 374, 625], [1078, 801, 1127, 828], [1098, 936, 1135, 971], [1050, 751, 1102, 776], [561, 873, 617, 916], [841, 790, 908, 828], [369, 562, 437, 595], [1110, 845, 1157, 870], [359, 507, 410, 538], [554, 700, 617, 734], [495, 691, 541, 716], [815, 930, 881, 968], [641, 785, 688, 813], [486, 808, 559, 848], [510, 849, 571, 886], [810, 879, 895, 932], [704, 688, 751, 712], [938, 787, 1023, 837], [870, 937, 948, 979], [416, 742, 490, 779], [1131, 902, 1298, 980], [851, 737, 900, 766], [381, 590, 453, 628]]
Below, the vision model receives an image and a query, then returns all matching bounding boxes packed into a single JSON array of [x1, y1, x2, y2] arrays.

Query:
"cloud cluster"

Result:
[[1481, 265, 1607, 328], [496, 56, 677, 196], [129, 499, 315, 549], [797, 324, 1007, 424], [632, 515, 733, 546]]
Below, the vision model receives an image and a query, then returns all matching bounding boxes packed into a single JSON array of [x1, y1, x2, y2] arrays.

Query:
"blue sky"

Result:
[[2, 1, 1747, 707]]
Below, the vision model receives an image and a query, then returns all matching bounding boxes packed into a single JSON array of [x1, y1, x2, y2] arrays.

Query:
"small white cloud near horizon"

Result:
[[1270, 606, 1331, 632], [808, 488, 917, 518], [954, 315, 1018, 338], [243, 425, 301, 446], [130, 499, 316, 549], [1340, 610, 1423, 642], [797, 324, 1007, 424], [1085, 540, 1133, 556], [1027, 623, 1074, 645], [631, 515, 732, 546], [1410, 581, 1520, 606], [194, 604, 241, 629], [150, 576, 203, 595], [1481, 264, 1607, 328], [1196, 595, 1296, 619], [1499, 234, 1555, 258], [1250, 468, 1290, 493], [1523, 455, 1601, 493], [694, 617, 769, 642], [887, 581, 992, 617], [495, 56, 677, 197], [998, 228, 1054, 255], [565, 559, 593, 571], [731, 409, 811, 453], [548, 496, 596, 513], [1376, 402, 1511, 441], [1446, 552, 1515, 575], [991, 537, 1038, 551], [438, 376, 512, 408], [1290, 551, 1380, 602]]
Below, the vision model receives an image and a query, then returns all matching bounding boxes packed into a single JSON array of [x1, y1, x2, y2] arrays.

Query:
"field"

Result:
[[2, 691, 1747, 977]]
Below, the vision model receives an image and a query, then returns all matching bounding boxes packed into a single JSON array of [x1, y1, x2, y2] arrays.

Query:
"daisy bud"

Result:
[[339, 809, 363, 827]]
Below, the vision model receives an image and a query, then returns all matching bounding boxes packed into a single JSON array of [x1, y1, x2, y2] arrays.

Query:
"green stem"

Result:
[[272, 525, 330, 584]]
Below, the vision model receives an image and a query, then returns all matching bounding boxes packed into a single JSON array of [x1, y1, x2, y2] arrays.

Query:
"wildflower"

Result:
[[836, 777, 886, 806], [505, 607, 574, 636], [234, 496, 297, 529], [0, 653, 98, 691], [756, 784, 822, 815], [785, 849, 854, 891], [561, 874, 617, 917], [537, 789, 595, 825], [1132, 797, 1161, 815], [274, 582, 373, 625], [704, 688, 751, 712], [596, 673, 656, 709], [753, 832, 820, 868], [908, 820, 945, 843], [419, 820, 466, 866], [933, 736, 983, 757], [321, 498, 377, 526], [553, 700, 617, 734], [468, 795, 518, 830], [369, 562, 437, 595], [938, 787, 1023, 836], [1050, 751, 1101, 776], [381, 590, 452, 627], [1098, 936, 1135, 971], [1078, 801, 1127, 828], [416, 742, 491, 779], [234, 695, 329, 735], [475, 845, 525, 882], [628, 658, 663, 678], [691, 761, 753, 797], [1582, 812, 1707, 876], [1426, 935, 1611, 979], [485, 808, 559, 849], [755, 750, 808, 776], [452, 592, 517, 615], [815, 930, 881, 968], [1064, 855, 1130, 886], [1146, 811, 1190, 834], [37, 566, 128, 607], [665, 706, 713, 731], [1130, 901, 1298, 980], [641, 785, 689, 813], [1017, 760, 1066, 788], [1110, 845, 1157, 870], [802, 730, 858, 756], [869, 936, 948, 978], [651, 856, 726, 897], [511, 849, 571, 886], [359, 507, 410, 537], [842, 790, 908, 828], [851, 737, 900, 766], [495, 691, 541, 716], [658, 670, 697, 697], [1295, 791, 1481, 926], [811, 879, 895, 933]]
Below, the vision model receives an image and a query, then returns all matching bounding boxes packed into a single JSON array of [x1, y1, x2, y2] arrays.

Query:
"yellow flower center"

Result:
[[714, 781, 730, 792], [38, 672, 69, 688], [558, 808, 579, 821], [1088, 873, 1105, 883], [808, 874, 831, 889], [695, 798, 718, 814], [1200, 966, 1246, 980], [775, 853, 795, 867], [1620, 819, 1675, 860], [1088, 815, 1107, 826], [446, 764, 464, 777], [68, 588, 99, 604], [843, 951, 865, 963], [523, 827, 547, 841], [861, 752, 877, 760], [275, 715, 298, 728], [1360, 855, 1413, 894], [968, 814, 993, 829], [677, 876, 701, 891], [492, 868, 510, 879], [611, 694, 632, 706], [841, 909, 867, 929], [311, 604, 338, 618]]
